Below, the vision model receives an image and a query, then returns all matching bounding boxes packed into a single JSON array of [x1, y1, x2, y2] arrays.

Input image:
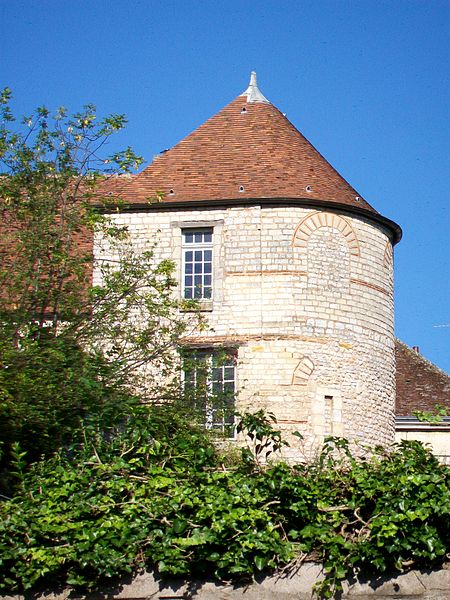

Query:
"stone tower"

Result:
[[97, 73, 402, 458]]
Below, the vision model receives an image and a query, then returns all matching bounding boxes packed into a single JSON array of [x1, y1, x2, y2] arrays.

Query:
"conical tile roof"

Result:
[[118, 74, 377, 213]]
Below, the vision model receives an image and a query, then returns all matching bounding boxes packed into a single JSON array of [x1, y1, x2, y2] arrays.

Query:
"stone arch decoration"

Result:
[[292, 356, 315, 385], [292, 211, 360, 257], [383, 240, 393, 269]]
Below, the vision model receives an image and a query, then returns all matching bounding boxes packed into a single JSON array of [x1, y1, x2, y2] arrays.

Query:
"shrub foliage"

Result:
[[0, 409, 448, 598], [0, 90, 197, 487]]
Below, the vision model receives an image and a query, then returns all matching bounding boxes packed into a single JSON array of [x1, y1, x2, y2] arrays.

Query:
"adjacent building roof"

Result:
[[395, 340, 450, 416]]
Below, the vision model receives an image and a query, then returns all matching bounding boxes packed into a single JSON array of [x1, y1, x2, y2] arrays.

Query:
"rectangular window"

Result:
[[183, 349, 236, 437], [182, 228, 213, 300]]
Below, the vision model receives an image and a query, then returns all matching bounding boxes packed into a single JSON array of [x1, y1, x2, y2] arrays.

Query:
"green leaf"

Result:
[[172, 519, 188, 534], [254, 555, 268, 571]]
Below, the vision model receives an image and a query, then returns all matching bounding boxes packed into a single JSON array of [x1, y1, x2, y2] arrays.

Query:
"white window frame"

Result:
[[182, 349, 236, 438], [181, 228, 214, 301]]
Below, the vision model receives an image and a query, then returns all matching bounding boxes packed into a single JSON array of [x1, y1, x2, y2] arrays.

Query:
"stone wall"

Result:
[[5, 565, 449, 599], [396, 428, 450, 465], [95, 203, 396, 457]]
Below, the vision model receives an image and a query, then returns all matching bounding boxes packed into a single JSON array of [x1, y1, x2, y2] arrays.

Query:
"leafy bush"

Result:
[[286, 438, 450, 596], [0, 91, 201, 491], [0, 410, 448, 598], [0, 334, 138, 488]]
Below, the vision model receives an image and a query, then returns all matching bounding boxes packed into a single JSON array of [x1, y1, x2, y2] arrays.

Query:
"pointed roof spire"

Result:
[[241, 71, 270, 104], [109, 72, 402, 242]]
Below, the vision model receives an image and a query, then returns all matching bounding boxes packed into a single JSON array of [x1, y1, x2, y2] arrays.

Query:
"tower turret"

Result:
[[97, 73, 402, 457]]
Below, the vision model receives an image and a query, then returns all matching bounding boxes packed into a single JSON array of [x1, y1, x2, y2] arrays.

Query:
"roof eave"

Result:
[[95, 196, 402, 245]]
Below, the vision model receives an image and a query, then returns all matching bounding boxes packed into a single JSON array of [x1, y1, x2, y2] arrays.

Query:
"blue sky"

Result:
[[1, 0, 449, 372]]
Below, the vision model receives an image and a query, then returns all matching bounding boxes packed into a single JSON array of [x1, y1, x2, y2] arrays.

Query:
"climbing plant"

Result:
[[0, 409, 448, 598]]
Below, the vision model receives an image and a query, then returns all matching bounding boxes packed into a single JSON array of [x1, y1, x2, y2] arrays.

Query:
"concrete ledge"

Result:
[[3, 564, 450, 600]]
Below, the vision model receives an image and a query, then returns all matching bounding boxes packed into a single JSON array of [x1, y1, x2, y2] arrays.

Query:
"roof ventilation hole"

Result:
[[239, 185, 245, 192], [241, 107, 247, 114], [306, 185, 313, 193], [169, 189, 175, 195], [355, 196, 361, 202]]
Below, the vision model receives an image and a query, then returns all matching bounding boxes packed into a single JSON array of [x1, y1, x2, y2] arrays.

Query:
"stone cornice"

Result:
[[95, 197, 402, 245]]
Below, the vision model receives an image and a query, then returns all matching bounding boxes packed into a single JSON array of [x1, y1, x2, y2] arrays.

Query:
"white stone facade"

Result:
[[95, 203, 395, 459]]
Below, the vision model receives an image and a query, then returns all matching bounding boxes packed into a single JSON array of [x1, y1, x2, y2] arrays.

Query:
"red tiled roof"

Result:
[[395, 340, 450, 415], [115, 83, 376, 213]]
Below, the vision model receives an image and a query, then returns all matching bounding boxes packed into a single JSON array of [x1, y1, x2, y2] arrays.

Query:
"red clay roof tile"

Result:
[[395, 340, 450, 415], [116, 81, 376, 213]]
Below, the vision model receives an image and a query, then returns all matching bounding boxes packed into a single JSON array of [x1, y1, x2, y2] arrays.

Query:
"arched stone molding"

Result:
[[292, 356, 315, 385], [292, 212, 360, 257], [383, 240, 393, 269]]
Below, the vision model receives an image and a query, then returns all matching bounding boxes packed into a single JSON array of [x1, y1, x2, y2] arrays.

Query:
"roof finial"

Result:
[[241, 71, 270, 104]]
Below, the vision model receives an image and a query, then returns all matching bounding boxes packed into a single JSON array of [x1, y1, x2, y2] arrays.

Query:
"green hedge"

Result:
[[0, 408, 448, 598]]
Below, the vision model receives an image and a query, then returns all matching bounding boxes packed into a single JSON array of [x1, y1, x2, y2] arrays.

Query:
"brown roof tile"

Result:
[[116, 79, 376, 213], [395, 339, 450, 415]]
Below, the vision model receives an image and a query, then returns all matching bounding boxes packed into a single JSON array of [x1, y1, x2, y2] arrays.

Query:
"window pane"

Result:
[[212, 367, 222, 382], [184, 371, 196, 386], [224, 382, 235, 394], [204, 232, 212, 243], [194, 232, 203, 243], [224, 366, 235, 380], [194, 250, 202, 261], [204, 263, 212, 274], [194, 263, 202, 274], [185, 250, 193, 261], [194, 287, 202, 299], [204, 287, 212, 299], [185, 288, 192, 299], [184, 232, 193, 244], [204, 250, 212, 261], [185, 262, 193, 274]]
